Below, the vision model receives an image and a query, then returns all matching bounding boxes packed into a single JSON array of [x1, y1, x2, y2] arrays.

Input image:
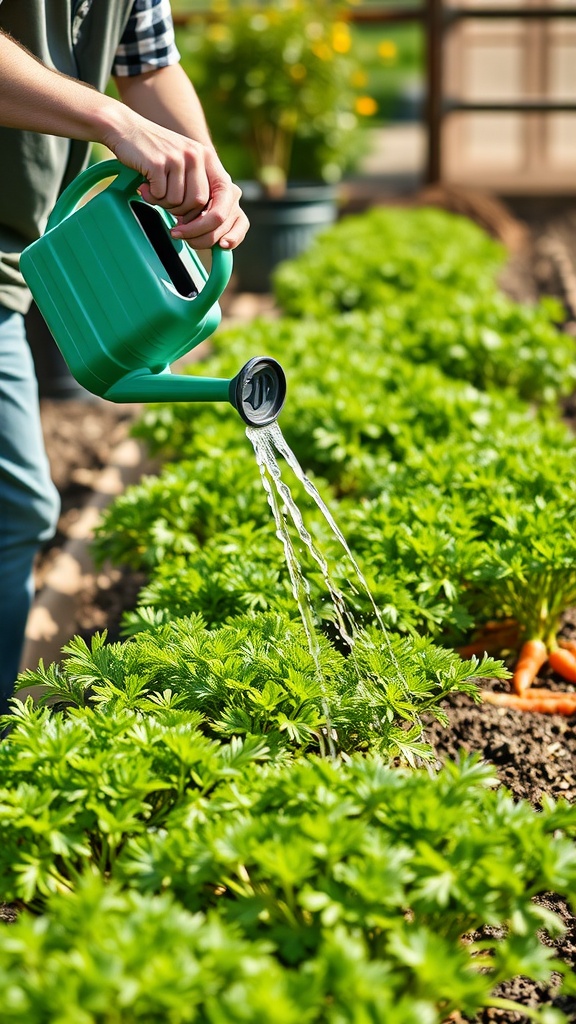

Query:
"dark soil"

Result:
[[4, 191, 576, 1017]]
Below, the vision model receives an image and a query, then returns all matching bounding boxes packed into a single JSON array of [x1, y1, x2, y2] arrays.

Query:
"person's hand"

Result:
[[167, 147, 248, 250], [107, 115, 248, 249]]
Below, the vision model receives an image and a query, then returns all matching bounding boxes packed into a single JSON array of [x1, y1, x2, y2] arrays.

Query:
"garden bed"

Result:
[[20, 193, 576, 1020]]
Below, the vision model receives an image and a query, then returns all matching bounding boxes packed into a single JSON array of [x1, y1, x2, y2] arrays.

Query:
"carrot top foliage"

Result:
[[7, 203, 576, 1021], [1, 702, 575, 1022]]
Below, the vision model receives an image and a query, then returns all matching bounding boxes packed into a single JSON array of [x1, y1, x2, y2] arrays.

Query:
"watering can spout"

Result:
[[229, 357, 286, 426], [103, 357, 286, 427]]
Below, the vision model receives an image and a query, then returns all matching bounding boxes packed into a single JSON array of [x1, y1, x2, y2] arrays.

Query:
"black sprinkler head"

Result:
[[230, 356, 287, 426]]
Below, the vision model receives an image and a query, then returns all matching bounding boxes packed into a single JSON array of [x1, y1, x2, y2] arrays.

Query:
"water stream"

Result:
[[246, 421, 406, 688]]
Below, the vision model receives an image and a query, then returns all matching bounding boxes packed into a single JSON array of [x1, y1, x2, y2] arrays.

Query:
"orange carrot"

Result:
[[484, 619, 518, 633], [520, 687, 576, 700], [456, 623, 519, 659], [559, 638, 576, 657], [512, 638, 548, 695], [548, 647, 576, 684], [481, 689, 576, 715]]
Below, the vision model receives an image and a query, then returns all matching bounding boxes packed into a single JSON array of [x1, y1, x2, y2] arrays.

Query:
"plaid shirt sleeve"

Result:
[[112, 0, 181, 77]]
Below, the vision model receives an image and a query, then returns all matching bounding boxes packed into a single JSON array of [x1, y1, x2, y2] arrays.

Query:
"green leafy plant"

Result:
[[0, 695, 269, 905], [92, 447, 271, 570], [16, 613, 503, 770], [271, 206, 575, 401], [326, 419, 576, 649], [0, 876, 312, 1024], [178, 0, 371, 194], [120, 525, 293, 630], [273, 205, 506, 313], [2, 707, 576, 1023], [118, 752, 576, 1024]]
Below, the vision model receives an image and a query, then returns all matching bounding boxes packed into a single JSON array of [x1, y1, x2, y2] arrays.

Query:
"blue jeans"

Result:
[[0, 305, 60, 716]]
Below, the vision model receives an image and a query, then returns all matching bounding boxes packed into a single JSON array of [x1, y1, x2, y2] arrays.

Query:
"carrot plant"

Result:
[[270, 206, 569, 399], [0, 877, 315, 1024], [2, 705, 575, 1023], [128, 313, 558, 488], [0, 698, 269, 906], [92, 449, 272, 570], [273, 206, 506, 316], [332, 433, 576, 641], [271, 206, 575, 401], [16, 612, 502, 767], [468, 505, 576, 712], [118, 753, 576, 1022]]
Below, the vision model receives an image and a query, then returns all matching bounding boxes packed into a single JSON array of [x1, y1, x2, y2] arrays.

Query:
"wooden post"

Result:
[[425, 0, 444, 183]]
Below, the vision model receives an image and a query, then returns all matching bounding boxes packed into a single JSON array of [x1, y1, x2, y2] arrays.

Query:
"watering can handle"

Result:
[[46, 159, 146, 229], [45, 159, 233, 313]]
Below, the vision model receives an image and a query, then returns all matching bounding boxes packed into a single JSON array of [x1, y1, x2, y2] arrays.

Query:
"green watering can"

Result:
[[20, 159, 286, 426]]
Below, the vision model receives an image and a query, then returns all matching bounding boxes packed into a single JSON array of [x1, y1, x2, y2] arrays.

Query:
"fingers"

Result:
[[138, 148, 210, 218], [143, 172, 248, 249], [170, 183, 249, 249], [113, 121, 248, 250], [168, 203, 247, 249]]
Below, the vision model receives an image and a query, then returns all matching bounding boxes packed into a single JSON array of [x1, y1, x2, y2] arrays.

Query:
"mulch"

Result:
[[3, 189, 576, 1017]]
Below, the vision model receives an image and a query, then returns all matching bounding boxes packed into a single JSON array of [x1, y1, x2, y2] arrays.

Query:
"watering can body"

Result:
[[20, 160, 286, 423]]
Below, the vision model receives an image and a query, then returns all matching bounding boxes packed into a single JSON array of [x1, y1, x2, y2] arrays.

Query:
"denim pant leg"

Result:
[[0, 305, 60, 715]]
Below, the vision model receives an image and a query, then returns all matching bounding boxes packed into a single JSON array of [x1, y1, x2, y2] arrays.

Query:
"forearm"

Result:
[[0, 30, 127, 143], [0, 31, 248, 249], [113, 64, 214, 150]]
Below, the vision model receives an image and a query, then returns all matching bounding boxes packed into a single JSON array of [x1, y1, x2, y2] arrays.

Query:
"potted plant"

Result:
[[177, 0, 377, 290]]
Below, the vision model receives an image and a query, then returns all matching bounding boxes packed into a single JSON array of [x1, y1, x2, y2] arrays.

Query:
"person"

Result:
[[0, 0, 249, 716]]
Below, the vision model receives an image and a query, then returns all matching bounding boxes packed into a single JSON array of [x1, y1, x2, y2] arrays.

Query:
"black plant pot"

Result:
[[234, 181, 338, 293]]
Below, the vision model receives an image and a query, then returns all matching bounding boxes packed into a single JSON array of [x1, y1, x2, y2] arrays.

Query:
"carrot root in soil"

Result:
[[512, 638, 548, 695], [481, 689, 576, 715], [559, 639, 576, 655], [479, 638, 576, 715], [548, 646, 576, 685], [456, 622, 519, 659]]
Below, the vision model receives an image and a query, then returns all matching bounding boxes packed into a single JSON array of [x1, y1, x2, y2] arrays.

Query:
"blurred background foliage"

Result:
[[168, 1, 425, 187]]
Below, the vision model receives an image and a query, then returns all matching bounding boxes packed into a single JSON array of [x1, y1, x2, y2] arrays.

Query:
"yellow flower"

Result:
[[206, 22, 230, 43], [350, 70, 367, 88], [355, 95, 378, 117], [332, 22, 351, 54], [378, 40, 397, 61], [289, 63, 307, 81], [312, 41, 333, 61]]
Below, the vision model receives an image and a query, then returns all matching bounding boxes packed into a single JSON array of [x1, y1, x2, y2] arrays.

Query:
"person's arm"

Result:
[[113, 63, 247, 249], [0, 30, 246, 248], [0, 31, 123, 142]]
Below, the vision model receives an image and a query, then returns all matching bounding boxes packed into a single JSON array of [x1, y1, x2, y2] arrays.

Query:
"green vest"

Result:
[[0, 0, 135, 312]]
